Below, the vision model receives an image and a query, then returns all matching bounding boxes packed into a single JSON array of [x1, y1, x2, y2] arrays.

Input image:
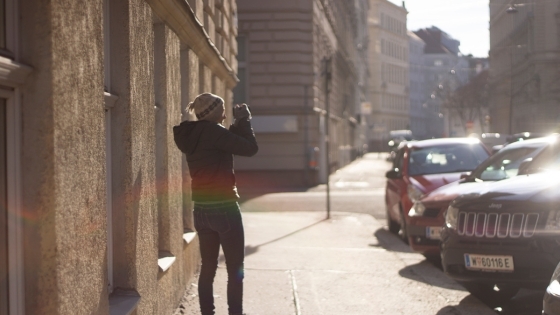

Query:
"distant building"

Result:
[[367, 0, 409, 150], [414, 26, 469, 138], [235, 0, 368, 187], [408, 31, 428, 139], [488, 0, 560, 134], [1, 0, 239, 314]]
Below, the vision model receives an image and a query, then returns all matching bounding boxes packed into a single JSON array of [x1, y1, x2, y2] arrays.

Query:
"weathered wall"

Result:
[[109, 0, 160, 313], [153, 22, 191, 314], [20, 0, 108, 314], [16, 0, 238, 313]]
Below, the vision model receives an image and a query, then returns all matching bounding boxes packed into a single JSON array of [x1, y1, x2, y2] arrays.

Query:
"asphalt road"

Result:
[[239, 153, 546, 315]]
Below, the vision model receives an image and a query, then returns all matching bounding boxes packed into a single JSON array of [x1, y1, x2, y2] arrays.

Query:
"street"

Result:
[[174, 153, 547, 314]]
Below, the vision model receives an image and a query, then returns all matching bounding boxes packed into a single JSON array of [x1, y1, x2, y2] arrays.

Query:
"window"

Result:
[[233, 36, 246, 104], [103, 0, 117, 294], [0, 99, 7, 315], [408, 144, 489, 176], [477, 147, 540, 181], [0, 0, 5, 49], [0, 0, 15, 58]]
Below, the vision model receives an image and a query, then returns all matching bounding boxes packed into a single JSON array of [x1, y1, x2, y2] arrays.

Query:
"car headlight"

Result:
[[546, 210, 560, 231], [408, 202, 426, 217], [445, 205, 459, 229], [407, 185, 423, 203], [548, 265, 560, 297]]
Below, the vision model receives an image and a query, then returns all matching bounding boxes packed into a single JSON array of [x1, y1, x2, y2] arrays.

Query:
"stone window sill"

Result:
[[0, 56, 32, 87], [109, 289, 141, 315], [183, 231, 197, 244], [104, 92, 118, 109], [158, 251, 176, 273]]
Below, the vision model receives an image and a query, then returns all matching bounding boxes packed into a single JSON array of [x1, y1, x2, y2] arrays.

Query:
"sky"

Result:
[[388, 0, 490, 57]]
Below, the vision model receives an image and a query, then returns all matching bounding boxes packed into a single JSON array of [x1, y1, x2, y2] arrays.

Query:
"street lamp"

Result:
[[506, 5, 518, 135]]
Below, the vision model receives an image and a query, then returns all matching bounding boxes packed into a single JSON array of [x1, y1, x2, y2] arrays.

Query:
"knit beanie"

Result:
[[188, 93, 224, 122]]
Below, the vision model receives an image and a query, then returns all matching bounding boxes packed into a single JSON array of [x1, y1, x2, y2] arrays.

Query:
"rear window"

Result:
[[408, 143, 489, 176]]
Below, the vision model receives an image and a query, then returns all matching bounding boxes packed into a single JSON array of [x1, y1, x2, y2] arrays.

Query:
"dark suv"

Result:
[[441, 137, 560, 300]]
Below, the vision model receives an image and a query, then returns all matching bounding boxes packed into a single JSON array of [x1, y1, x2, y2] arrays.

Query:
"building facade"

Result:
[[367, 0, 409, 150], [1, 0, 238, 314], [408, 31, 428, 139], [489, 0, 560, 134], [235, 0, 367, 187], [414, 26, 470, 138]]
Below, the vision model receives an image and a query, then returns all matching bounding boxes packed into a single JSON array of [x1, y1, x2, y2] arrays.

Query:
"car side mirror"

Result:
[[517, 158, 533, 175], [460, 172, 470, 180], [385, 168, 402, 179]]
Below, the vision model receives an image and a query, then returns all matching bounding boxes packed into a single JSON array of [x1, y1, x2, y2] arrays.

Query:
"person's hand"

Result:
[[233, 104, 251, 121]]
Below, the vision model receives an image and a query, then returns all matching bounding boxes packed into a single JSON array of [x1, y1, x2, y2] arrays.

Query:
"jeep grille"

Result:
[[457, 212, 539, 238]]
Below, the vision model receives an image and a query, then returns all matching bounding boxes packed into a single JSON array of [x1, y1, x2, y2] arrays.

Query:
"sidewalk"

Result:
[[173, 210, 496, 315]]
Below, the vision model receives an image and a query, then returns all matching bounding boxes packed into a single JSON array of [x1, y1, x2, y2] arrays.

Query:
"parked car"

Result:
[[480, 132, 509, 154], [387, 129, 413, 161], [385, 138, 490, 242], [441, 152, 560, 301], [406, 136, 557, 255], [491, 131, 549, 153], [544, 261, 560, 315]]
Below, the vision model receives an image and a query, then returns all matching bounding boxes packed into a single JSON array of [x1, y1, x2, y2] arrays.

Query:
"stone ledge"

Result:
[[158, 251, 177, 272], [104, 92, 118, 109], [109, 289, 141, 315], [183, 231, 197, 244], [0, 56, 32, 87]]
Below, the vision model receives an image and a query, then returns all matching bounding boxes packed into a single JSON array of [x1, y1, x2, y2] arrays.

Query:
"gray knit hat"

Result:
[[188, 93, 224, 121]]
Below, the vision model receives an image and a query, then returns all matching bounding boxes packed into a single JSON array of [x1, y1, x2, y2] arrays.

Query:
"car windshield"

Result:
[[529, 142, 560, 172], [472, 145, 544, 181], [408, 143, 489, 176]]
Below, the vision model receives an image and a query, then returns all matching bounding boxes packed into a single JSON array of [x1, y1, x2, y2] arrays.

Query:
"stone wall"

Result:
[[11, 0, 239, 314]]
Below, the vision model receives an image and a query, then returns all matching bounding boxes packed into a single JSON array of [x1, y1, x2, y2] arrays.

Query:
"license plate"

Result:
[[426, 227, 442, 240], [464, 254, 514, 272]]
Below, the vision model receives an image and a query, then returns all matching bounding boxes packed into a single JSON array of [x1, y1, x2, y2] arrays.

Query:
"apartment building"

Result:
[[489, 0, 560, 134], [414, 26, 470, 138], [408, 31, 428, 139], [234, 0, 368, 187], [367, 0, 409, 150], [1, 0, 238, 314]]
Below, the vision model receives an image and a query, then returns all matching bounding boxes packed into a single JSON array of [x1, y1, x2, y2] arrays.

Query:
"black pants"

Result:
[[194, 202, 245, 315]]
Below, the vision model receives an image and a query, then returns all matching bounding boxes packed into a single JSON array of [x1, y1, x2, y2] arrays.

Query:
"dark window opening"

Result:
[[0, 99, 8, 315]]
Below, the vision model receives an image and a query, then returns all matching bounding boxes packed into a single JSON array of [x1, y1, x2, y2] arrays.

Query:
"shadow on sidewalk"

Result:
[[370, 228, 413, 253], [436, 295, 490, 315], [218, 217, 327, 264], [244, 218, 326, 257], [237, 186, 309, 205]]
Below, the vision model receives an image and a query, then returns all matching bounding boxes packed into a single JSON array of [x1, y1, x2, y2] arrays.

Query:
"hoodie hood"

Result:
[[173, 120, 208, 155]]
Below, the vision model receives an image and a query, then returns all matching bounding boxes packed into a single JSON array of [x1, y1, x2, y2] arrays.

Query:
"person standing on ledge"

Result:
[[173, 92, 258, 315]]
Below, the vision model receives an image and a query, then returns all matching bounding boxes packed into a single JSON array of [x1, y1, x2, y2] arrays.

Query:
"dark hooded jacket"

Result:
[[173, 118, 258, 202]]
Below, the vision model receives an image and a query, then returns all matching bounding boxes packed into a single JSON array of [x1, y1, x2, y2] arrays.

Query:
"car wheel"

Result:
[[386, 206, 400, 234], [398, 205, 409, 244], [460, 282, 519, 305]]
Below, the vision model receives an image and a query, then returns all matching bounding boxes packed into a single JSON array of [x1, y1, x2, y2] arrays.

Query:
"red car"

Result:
[[406, 136, 556, 255], [385, 138, 490, 245]]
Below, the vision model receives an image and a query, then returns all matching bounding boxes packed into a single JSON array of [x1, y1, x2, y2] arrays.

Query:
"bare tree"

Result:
[[441, 70, 490, 134]]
